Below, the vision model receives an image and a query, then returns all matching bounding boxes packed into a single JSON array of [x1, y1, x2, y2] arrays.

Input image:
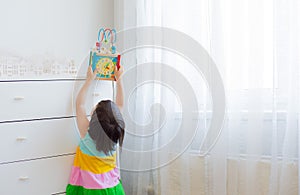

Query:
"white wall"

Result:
[[0, 0, 114, 64], [0, 1, 115, 194]]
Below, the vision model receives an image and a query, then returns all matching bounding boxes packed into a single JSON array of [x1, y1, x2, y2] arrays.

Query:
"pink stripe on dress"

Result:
[[69, 166, 120, 189]]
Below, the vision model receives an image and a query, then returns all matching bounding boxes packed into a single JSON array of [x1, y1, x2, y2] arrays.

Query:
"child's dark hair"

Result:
[[88, 100, 125, 155]]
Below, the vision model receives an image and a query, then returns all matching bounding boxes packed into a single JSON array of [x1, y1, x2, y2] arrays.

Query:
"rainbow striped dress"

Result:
[[66, 133, 125, 195]]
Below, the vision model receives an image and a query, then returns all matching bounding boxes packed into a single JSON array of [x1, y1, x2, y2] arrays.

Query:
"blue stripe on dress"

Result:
[[79, 133, 116, 157]]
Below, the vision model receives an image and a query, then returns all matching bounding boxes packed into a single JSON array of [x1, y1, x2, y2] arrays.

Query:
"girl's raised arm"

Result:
[[76, 66, 97, 138], [115, 65, 124, 111]]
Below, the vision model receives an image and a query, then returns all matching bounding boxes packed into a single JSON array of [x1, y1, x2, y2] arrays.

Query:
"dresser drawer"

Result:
[[0, 118, 79, 163], [0, 81, 80, 122], [0, 155, 74, 195], [0, 80, 113, 122]]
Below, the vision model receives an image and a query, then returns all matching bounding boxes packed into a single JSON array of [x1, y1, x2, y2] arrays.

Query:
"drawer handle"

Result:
[[19, 176, 29, 181], [92, 93, 100, 97], [14, 96, 25, 100], [16, 137, 27, 141]]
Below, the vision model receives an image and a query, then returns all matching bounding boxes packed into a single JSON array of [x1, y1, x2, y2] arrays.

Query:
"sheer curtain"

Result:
[[114, 0, 300, 194]]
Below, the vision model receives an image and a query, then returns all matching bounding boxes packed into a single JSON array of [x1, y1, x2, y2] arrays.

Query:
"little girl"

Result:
[[66, 65, 126, 195]]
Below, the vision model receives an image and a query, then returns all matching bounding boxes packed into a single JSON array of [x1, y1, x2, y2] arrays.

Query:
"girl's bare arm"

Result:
[[76, 66, 97, 138], [115, 65, 124, 110]]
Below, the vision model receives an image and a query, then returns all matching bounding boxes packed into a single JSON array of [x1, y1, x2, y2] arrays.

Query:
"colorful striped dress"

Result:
[[66, 133, 125, 195]]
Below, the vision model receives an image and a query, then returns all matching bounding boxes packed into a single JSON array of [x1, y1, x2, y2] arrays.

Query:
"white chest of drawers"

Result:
[[0, 77, 114, 195]]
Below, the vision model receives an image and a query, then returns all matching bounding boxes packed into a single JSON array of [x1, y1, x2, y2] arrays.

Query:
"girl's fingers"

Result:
[[88, 66, 97, 75], [87, 66, 92, 73], [116, 65, 123, 72], [118, 66, 124, 74], [92, 67, 97, 74], [114, 65, 124, 81], [86, 66, 97, 81]]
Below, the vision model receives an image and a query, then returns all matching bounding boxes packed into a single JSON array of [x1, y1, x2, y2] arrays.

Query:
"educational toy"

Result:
[[89, 28, 121, 81]]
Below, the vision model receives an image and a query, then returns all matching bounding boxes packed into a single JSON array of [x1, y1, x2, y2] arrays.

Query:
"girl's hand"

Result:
[[115, 65, 124, 81], [86, 66, 97, 83]]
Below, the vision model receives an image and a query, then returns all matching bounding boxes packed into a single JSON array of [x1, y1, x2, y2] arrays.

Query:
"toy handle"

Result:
[[104, 28, 112, 43], [111, 29, 117, 43], [98, 28, 105, 42], [116, 55, 121, 70]]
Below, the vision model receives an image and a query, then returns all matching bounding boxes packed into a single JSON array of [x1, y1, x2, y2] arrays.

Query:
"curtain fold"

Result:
[[115, 0, 299, 194]]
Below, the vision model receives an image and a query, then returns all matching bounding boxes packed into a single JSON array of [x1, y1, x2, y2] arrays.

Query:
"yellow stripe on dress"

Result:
[[73, 146, 116, 174]]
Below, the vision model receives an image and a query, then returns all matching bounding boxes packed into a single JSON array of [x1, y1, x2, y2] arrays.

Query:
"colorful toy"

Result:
[[89, 28, 121, 81]]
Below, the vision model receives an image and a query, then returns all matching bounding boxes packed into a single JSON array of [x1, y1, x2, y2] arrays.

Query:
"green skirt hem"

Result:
[[66, 180, 125, 195]]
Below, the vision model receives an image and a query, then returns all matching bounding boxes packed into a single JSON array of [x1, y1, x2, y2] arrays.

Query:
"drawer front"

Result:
[[0, 118, 79, 163], [0, 80, 113, 122], [0, 81, 79, 122], [0, 155, 74, 195]]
